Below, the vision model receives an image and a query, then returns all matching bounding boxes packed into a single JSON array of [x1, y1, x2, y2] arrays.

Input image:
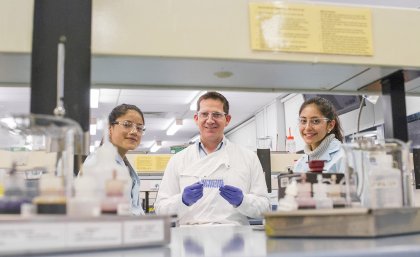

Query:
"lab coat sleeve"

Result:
[[154, 156, 190, 217], [236, 154, 271, 219]]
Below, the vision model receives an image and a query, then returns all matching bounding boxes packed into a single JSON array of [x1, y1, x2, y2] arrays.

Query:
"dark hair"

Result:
[[299, 96, 344, 142], [108, 104, 145, 126], [196, 92, 229, 114]]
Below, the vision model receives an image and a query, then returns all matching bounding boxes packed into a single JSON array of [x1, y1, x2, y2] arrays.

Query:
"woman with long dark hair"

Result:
[[293, 97, 345, 173], [82, 104, 145, 215]]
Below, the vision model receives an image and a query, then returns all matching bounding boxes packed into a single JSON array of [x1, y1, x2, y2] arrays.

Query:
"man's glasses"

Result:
[[197, 111, 227, 120], [112, 120, 146, 134], [298, 118, 330, 127]]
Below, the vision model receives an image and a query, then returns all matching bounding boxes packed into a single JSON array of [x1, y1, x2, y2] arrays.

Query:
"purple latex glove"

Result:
[[182, 182, 204, 206], [219, 185, 244, 207]]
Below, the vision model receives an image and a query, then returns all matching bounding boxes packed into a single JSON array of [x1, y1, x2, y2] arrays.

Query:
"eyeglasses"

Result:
[[112, 120, 146, 134], [197, 111, 227, 120], [298, 118, 330, 127]]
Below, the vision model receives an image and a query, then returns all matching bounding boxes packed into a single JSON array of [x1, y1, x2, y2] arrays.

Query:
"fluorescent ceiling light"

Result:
[[150, 140, 162, 153], [166, 119, 183, 136], [89, 145, 96, 153], [90, 89, 99, 108], [90, 124, 97, 135], [189, 91, 206, 111]]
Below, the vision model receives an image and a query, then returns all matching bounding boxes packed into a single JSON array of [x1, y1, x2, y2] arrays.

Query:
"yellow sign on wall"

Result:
[[134, 154, 172, 172], [249, 2, 373, 56]]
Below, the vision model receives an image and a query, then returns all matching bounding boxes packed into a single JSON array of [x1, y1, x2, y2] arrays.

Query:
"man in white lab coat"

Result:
[[154, 92, 270, 225]]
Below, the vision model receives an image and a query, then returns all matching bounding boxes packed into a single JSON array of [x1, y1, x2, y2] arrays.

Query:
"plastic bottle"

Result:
[[33, 174, 66, 214], [313, 174, 333, 209], [278, 178, 298, 211], [101, 169, 127, 214], [0, 163, 31, 214], [327, 174, 346, 208], [296, 173, 315, 209], [68, 175, 101, 217], [286, 127, 296, 154]]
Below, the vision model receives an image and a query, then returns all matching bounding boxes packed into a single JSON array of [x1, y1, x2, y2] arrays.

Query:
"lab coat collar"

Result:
[[316, 139, 341, 161], [196, 136, 227, 156], [188, 139, 231, 177], [115, 154, 125, 166]]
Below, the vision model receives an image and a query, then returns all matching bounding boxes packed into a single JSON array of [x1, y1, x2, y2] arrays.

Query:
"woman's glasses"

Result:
[[112, 120, 146, 134], [298, 118, 329, 127]]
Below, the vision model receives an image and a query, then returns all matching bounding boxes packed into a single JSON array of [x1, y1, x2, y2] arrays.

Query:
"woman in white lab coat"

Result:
[[81, 104, 145, 215], [293, 97, 345, 173]]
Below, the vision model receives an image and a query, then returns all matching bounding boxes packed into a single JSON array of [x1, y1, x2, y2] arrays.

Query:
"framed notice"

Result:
[[134, 154, 172, 172], [249, 2, 373, 56]]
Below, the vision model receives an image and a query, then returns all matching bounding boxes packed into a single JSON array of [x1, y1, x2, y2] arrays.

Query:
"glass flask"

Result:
[[342, 138, 414, 209], [0, 114, 83, 214]]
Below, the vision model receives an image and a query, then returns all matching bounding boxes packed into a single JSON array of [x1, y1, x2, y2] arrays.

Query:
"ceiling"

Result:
[[1, 0, 420, 153], [0, 53, 287, 153]]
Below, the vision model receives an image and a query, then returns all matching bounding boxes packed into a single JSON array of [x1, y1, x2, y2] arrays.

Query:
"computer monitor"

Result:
[[257, 148, 271, 193]]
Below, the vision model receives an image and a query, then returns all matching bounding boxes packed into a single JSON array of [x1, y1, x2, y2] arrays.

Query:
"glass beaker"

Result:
[[257, 137, 272, 150], [342, 138, 414, 209]]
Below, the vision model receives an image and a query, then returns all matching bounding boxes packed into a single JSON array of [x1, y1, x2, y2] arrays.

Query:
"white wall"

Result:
[[406, 96, 420, 115], [227, 97, 287, 151], [254, 99, 286, 151], [225, 118, 257, 151], [283, 94, 305, 152]]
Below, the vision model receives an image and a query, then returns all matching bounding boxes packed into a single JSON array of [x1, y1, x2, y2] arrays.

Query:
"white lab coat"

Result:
[[154, 139, 270, 225]]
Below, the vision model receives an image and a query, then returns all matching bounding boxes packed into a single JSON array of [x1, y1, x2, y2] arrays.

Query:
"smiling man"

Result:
[[154, 92, 270, 225]]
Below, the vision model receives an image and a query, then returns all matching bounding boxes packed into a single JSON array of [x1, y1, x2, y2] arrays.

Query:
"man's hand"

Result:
[[182, 182, 204, 206], [219, 185, 244, 207]]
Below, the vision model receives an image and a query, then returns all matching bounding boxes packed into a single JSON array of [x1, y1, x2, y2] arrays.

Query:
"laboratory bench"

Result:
[[17, 224, 420, 257]]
